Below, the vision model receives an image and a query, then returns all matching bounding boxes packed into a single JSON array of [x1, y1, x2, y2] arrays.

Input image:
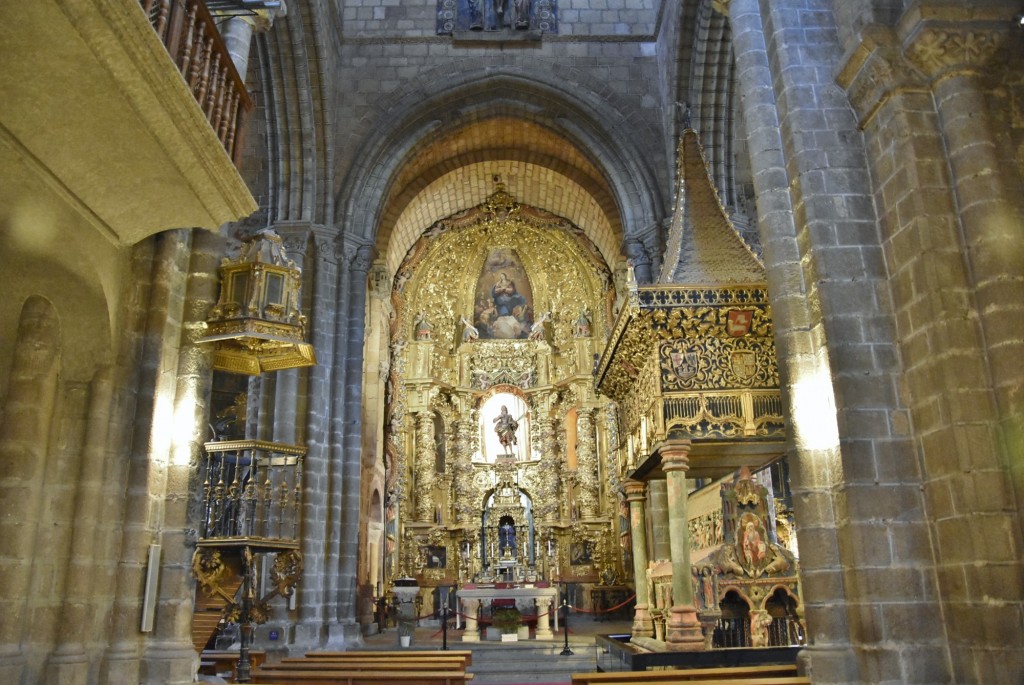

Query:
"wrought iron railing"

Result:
[[200, 440, 304, 545], [138, 0, 252, 163]]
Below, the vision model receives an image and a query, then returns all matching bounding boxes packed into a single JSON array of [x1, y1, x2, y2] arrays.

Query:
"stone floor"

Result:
[[360, 612, 634, 684]]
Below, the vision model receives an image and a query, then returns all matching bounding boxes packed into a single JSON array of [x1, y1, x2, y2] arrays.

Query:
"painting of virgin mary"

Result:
[[473, 249, 534, 339]]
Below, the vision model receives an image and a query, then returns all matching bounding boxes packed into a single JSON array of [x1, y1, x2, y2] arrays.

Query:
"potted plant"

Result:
[[492, 607, 522, 642]]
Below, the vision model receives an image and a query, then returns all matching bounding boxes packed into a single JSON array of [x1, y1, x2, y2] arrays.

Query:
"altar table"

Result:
[[456, 585, 559, 642]]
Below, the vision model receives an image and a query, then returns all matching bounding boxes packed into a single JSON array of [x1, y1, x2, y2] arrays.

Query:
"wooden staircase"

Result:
[[191, 564, 242, 653]]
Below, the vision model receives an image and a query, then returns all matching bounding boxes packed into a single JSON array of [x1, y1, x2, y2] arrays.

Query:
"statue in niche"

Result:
[[439, 0, 556, 35], [473, 248, 533, 339], [491, 0, 531, 30], [573, 307, 591, 337], [414, 311, 433, 340], [493, 405, 519, 456]]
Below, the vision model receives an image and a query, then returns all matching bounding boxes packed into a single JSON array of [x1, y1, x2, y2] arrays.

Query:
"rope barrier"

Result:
[[571, 593, 636, 614]]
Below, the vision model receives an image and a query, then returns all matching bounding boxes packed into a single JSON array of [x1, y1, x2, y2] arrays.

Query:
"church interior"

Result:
[[1, 1, 1023, 684]]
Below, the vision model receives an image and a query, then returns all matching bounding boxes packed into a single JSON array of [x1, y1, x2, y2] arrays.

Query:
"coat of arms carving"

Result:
[[726, 309, 753, 337]]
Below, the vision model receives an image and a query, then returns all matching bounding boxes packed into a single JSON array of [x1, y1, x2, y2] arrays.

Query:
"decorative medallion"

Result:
[[670, 349, 700, 381], [729, 349, 757, 383], [726, 309, 753, 337]]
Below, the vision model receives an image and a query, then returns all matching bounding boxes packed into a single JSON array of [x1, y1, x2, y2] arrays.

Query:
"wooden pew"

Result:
[[305, 650, 472, 668], [272, 659, 468, 673], [571, 675, 807, 685], [569, 667, 798, 683], [198, 649, 266, 678], [249, 668, 474, 685]]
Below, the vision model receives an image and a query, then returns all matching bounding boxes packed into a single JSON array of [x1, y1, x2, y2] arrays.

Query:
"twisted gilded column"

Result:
[[537, 416, 562, 521], [414, 411, 436, 522], [452, 417, 476, 526], [575, 408, 600, 517], [624, 480, 653, 639], [660, 439, 704, 651]]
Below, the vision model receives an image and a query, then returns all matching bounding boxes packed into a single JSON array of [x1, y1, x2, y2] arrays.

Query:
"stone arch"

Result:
[[335, 66, 666, 263]]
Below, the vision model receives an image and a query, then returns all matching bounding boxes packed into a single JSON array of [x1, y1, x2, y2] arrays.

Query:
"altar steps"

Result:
[[459, 641, 599, 684]]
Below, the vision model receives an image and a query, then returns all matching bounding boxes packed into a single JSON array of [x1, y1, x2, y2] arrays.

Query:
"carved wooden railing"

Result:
[[138, 0, 252, 164]]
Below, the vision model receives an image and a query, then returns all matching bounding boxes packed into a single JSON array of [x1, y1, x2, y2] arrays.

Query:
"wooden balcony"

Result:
[[139, 0, 252, 164], [0, 0, 258, 247]]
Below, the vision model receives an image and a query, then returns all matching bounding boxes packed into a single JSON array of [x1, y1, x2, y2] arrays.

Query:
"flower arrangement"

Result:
[[492, 607, 522, 634]]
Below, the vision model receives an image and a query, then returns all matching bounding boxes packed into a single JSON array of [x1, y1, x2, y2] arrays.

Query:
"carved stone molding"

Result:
[[899, 4, 1015, 82], [904, 26, 1007, 80]]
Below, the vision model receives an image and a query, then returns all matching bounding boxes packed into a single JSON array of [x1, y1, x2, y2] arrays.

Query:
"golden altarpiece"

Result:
[[379, 185, 628, 604]]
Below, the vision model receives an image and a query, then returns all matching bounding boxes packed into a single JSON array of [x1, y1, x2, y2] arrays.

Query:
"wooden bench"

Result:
[[571, 676, 807, 685], [249, 668, 474, 685], [273, 659, 469, 673], [198, 649, 266, 678], [570, 666, 803, 684], [305, 650, 472, 668]]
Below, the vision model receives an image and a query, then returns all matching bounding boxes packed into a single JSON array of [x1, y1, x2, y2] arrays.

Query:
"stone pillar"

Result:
[[293, 230, 339, 648], [333, 243, 373, 638], [219, 8, 282, 82], [143, 228, 221, 685], [623, 480, 653, 639], [103, 229, 192, 684], [534, 598, 554, 640], [414, 411, 436, 522], [659, 440, 703, 651], [648, 479, 671, 561], [45, 365, 114, 685], [575, 408, 600, 518], [461, 598, 481, 642], [0, 297, 61, 684]]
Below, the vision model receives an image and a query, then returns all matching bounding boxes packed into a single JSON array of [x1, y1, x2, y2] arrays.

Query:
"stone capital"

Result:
[[654, 438, 692, 472], [623, 479, 647, 501], [836, 26, 926, 128]]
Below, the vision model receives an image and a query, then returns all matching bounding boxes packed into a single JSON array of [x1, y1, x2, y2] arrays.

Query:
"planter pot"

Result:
[[517, 625, 530, 640], [500, 633, 518, 642], [400, 635, 411, 647]]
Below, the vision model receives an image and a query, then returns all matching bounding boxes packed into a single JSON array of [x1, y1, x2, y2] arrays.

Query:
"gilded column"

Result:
[[660, 439, 704, 651], [624, 480, 653, 639], [415, 411, 436, 522], [537, 416, 562, 521], [452, 417, 476, 526], [575, 407, 600, 518]]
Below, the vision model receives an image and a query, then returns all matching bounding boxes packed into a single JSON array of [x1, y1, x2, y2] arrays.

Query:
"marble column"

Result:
[[461, 598, 481, 642], [648, 479, 671, 561], [623, 480, 653, 639], [660, 439, 704, 650], [534, 598, 554, 640]]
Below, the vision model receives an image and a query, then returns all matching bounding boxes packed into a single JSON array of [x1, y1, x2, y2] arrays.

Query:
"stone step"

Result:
[[462, 642, 598, 684]]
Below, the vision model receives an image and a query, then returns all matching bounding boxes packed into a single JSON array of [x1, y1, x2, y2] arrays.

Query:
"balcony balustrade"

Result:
[[138, 0, 252, 164]]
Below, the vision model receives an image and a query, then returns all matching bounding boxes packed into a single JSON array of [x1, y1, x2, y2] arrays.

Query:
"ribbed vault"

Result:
[[379, 117, 621, 275]]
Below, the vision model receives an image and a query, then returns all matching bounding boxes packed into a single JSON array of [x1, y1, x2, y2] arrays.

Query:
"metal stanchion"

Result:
[[560, 590, 573, 656], [442, 604, 449, 650]]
